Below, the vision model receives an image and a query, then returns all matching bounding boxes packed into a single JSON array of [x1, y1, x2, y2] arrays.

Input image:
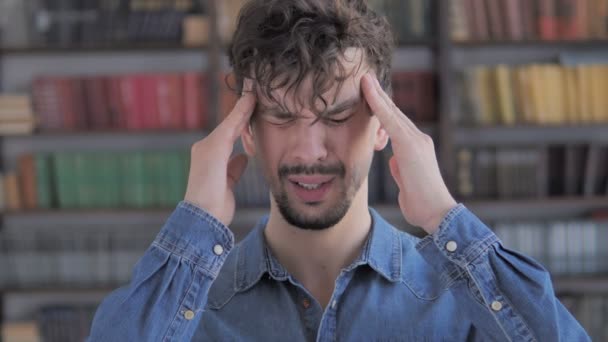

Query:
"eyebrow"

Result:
[[258, 96, 360, 117]]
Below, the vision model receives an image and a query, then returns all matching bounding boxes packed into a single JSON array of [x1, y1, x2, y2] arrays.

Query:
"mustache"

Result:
[[278, 163, 345, 178]]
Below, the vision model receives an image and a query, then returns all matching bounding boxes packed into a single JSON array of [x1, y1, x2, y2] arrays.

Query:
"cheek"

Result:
[[252, 123, 286, 170]]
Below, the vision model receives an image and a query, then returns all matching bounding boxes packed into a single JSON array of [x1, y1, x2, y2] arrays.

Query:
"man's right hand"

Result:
[[184, 80, 256, 226]]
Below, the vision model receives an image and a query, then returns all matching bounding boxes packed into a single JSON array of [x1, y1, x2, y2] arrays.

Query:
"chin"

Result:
[[275, 193, 352, 230]]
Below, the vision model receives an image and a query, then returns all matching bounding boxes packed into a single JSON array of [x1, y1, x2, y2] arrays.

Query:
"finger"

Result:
[[361, 73, 401, 138], [227, 153, 249, 189], [388, 155, 403, 190], [370, 74, 422, 135], [218, 78, 257, 140]]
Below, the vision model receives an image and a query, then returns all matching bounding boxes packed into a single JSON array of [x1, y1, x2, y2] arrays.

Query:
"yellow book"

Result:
[[4, 172, 21, 211], [564, 67, 580, 124], [516, 66, 534, 124], [494, 65, 517, 125], [576, 65, 592, 123], [474, 67, 496, 126], [547, 65, 566, 125], [602, 66, 608, 122], [529, 65, 547, 125], [590, 65, 604, 123], [1, 321, 40, 342]]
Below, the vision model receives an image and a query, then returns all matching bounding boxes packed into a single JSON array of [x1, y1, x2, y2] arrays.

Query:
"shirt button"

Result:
[[213, 244, 224, 256], [445, 241, 458, 252], [331, 300, 337, 310], [302, 298, 311, 309], [491, 301, 503, 311], [184, 310, 195, 320]]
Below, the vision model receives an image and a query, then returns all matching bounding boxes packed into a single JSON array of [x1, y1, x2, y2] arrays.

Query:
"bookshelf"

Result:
[[1, 0, 608, 340]]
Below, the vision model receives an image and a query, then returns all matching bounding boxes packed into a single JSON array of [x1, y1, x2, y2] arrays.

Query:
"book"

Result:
[[33, 72, 210, 132], [18, 154, 38, 210], [4, 172, 22, 211]]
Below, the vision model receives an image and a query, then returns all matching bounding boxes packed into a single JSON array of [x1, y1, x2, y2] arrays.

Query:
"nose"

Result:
[[288, 117, 329, 165]]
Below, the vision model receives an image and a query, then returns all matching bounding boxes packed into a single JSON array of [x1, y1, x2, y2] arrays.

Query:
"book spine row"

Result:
[[455, 145, 608, 200], [451, 0, 608, 42], [456, 64, 608, 126], [0, 0, 206, 48], [32, 72, 209, 132]]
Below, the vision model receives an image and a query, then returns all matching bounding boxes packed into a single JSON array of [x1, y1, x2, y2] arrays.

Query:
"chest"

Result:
[[195, 274, 476, 341]]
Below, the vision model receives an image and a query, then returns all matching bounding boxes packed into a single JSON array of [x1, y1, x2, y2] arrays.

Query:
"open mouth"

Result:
[[287, 177, 335, 203]]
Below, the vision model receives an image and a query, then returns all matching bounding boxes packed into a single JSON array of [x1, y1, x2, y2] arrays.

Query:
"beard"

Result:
[[269, 161, 366, 230]]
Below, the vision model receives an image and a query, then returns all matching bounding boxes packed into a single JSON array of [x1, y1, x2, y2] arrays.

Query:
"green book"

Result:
[[156, 151, 171, 208], [34, 153, 53, 209], [106, 153, 122, 208], [53, 153, 78, 209], [132, 151, 146, 209], [165, 151, 184, 207], [120, 152, 134, 208], [74, 152, 92, 209], [142, 151, 161, 209]]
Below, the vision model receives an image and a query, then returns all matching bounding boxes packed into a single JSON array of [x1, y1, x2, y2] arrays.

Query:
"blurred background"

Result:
[[0, 0, 607, 341]]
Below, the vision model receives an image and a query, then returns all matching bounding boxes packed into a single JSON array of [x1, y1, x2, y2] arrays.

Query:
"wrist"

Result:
[[423, 201, 458, 235]]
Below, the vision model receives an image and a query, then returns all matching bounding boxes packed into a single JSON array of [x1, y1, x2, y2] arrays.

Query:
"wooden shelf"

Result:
[[451, 41, 608, 68], [553, 276, 608, 295], [0, 286, 117, 294], [0, 44, 207, 54], [463, 197, 608, 222], [1, 131, 205, 158], [5, 197, 607, 229], [453, 124, 608, 146], [454, 40, 608, 48]]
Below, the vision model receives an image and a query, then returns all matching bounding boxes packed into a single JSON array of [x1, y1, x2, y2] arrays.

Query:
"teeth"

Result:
[[297, 182, 321, 190]]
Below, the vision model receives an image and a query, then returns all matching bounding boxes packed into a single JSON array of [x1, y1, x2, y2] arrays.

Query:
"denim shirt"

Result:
[[88, 201, 589, 341]]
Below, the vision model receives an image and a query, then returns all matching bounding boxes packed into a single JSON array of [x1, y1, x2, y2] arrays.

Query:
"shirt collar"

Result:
[[234, 208, 402, 292]]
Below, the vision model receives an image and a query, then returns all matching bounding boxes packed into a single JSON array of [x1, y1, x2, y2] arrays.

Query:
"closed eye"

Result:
[[264, 113, 298, 126], [325, 116, 352, 125]]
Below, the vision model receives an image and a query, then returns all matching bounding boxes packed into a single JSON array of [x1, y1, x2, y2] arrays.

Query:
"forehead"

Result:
[[254, 48, 371, 113]]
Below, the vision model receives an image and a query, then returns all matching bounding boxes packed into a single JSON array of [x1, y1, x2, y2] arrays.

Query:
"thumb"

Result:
[[227, 154, 249, 189], [388, 155, 403, 190]]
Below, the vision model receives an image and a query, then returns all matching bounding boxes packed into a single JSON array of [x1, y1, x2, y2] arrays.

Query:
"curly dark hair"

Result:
[[228, 0, 394, 116]]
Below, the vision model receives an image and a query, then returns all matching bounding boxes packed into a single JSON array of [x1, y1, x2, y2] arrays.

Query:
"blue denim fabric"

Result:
[[88, 201, 590, 341]]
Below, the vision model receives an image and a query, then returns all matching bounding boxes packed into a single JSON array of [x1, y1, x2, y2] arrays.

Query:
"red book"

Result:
[[184, 72, 204, 130], [471, 0, 489, 41], [84, 77, 111, 130], [521, 0, 538, 40], [57, 77, 77, 131], [538, 0, 559, 40], [503, 0, 524, 41], [17, 154, 37, 210], [156, 73, 185, 129], [403, 72, 420, 121], [141, 74, 160, 130], [120, 74, 145, 130], [71, 78, 88, 130], [416, 72, 438, 123], [486, 0, 505, 40], [575, 0, 589, 39], [107, 76, 126, 130], [558, 0, 583, 39], [32, 77, 63, 131], [219, 72, 238, 122]]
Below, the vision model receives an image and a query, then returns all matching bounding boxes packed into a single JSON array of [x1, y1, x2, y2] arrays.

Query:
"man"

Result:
[[88, 0, 589, 341]]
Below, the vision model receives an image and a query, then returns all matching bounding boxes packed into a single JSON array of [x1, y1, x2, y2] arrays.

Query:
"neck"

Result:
[[263, 181, 372, 307]]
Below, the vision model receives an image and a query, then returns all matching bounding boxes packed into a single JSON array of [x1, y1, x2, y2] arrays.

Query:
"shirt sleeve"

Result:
[[87, 201, 234, 342], [416, 204, 591, 342]]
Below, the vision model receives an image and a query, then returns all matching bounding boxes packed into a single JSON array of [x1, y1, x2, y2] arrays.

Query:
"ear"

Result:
[[240, 122, 257, 157], [374, 122, 389, 151]]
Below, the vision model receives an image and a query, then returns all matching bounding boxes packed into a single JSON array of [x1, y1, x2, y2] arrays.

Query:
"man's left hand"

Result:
[[361, 72, 457, 235]]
